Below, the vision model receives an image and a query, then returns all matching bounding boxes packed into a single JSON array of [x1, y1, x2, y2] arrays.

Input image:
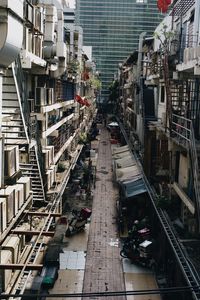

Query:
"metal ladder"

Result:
[[159, 209, 200, 299]]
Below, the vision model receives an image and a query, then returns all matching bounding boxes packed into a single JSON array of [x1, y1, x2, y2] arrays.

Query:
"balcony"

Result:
[[176, 34, 199, 74]]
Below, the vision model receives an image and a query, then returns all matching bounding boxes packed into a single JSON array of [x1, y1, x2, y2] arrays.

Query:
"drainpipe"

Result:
[[136, 32, 146, 151], [194, 0, 200, 45], [137, 32, 146, 85]]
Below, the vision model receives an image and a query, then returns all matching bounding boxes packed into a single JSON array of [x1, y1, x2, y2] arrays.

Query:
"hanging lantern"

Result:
[[157, 0, 169, 13]]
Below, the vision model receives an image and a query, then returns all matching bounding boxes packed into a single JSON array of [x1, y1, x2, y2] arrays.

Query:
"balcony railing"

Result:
[[179, 34, 198, 63], [49, 126, 75, 155]]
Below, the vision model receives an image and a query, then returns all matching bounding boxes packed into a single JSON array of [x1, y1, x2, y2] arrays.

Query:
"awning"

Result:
[[112, 145, 129, 155], [116, 165, 141, 183], [112, 150, 131, 160], [121, 178, 147, 198], [114, 155, 135, 169]]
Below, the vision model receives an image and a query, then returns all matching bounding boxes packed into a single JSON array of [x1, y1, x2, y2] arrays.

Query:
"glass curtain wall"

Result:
[[76, 0, 163, 103]]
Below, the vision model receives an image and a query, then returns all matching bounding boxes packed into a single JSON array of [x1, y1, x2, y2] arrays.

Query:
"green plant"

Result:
[[154, 23, 176, 54], [89, 76, 102, 90]]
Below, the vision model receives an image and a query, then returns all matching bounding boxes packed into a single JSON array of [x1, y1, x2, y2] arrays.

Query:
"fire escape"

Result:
[[2, 55, 46, 203]]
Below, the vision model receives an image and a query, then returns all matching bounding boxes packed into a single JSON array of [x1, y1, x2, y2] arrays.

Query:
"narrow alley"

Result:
[[82, 127, 125, 299], [48, 124, 160, 300]]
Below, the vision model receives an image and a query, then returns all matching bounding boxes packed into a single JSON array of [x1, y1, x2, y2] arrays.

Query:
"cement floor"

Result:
[[48, 126, 161, 300]]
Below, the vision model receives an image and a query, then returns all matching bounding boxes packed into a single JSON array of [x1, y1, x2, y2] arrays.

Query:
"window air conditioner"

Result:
[[35, 87, 47, 106]]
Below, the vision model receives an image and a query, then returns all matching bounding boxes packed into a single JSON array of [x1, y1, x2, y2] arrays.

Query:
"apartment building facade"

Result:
[[117, 0, 200, 297], [0, 0, 97, 293]]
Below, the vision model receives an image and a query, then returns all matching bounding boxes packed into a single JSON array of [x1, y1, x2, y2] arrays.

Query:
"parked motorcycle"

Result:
[[120, 238, 156, 270], [65, 208, 92, 237]]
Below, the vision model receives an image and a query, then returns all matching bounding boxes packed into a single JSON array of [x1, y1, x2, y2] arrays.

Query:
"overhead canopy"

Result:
[[121, 178, 147, 198], [114, 155, 135, 169], [112, 144, 147, 198], [112, 145, 129, 155], [116, 165, 141, 183], [112, 150, 131, 160]]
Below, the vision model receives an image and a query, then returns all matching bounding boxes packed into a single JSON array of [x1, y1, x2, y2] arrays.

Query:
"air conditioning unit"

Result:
[[46, 88, 54, 105], [2, 235, 21, 263], [17, 177, 31, 201], [35, 87, 47, 106], [4, 146, 19, 177], [33, 36, 42, 57], [0, 186, 15, 225], [0, 250, 12, 292], [34, 7, 42, 31], [0, 198, 7, 234]]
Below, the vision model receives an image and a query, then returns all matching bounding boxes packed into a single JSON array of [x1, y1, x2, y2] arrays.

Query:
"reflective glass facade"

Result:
[[75, 0, 163, 102]]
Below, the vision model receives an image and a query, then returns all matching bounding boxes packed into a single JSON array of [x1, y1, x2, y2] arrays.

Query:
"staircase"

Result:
[[2, 62, 29, 146], [20, 145, 46, 203]]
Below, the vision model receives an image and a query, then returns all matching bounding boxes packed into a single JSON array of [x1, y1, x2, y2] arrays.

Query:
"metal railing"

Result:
[[12, 55, 30, 143], [171, 113, 200, 231], [14, 55, 29, 127]]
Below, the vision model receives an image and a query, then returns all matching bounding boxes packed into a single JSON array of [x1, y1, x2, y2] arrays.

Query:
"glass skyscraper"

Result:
[[75, 0, 163, 102]]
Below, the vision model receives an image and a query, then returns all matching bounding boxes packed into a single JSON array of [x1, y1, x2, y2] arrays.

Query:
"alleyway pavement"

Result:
[[49, 125, 160, 300], [82, 127, 126, 300]]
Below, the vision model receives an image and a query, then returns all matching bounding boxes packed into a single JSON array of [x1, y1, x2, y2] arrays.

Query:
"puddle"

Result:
[[108, 238, 119, 247]]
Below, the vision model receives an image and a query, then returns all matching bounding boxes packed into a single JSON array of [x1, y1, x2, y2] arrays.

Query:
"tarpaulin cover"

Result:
[[112, 145, 129, 155], [121, 178, 147, 198], [116, 165, 141, 183], [114, 155, 135, 169], [112, 150, 131, 160]]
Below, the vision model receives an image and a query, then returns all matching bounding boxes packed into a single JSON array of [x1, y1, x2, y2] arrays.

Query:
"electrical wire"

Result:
[[1, 285, 200, 298]]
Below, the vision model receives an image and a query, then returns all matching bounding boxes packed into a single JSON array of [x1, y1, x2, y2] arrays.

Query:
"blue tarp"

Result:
[[122, 178, 147, 198]]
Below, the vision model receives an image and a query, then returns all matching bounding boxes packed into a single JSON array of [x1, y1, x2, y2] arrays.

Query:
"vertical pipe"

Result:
[[0, 68, 3, 133], [194, 0, 200, 45]]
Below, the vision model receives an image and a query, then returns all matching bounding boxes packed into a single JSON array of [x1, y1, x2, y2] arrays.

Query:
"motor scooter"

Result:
[[65, 208, 92, 237], [120, 238, 156, 270]]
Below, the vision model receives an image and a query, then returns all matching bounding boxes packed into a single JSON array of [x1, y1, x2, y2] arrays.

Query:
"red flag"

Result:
[[84, 98, 91, 107], [75, 95, 85, 105]]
